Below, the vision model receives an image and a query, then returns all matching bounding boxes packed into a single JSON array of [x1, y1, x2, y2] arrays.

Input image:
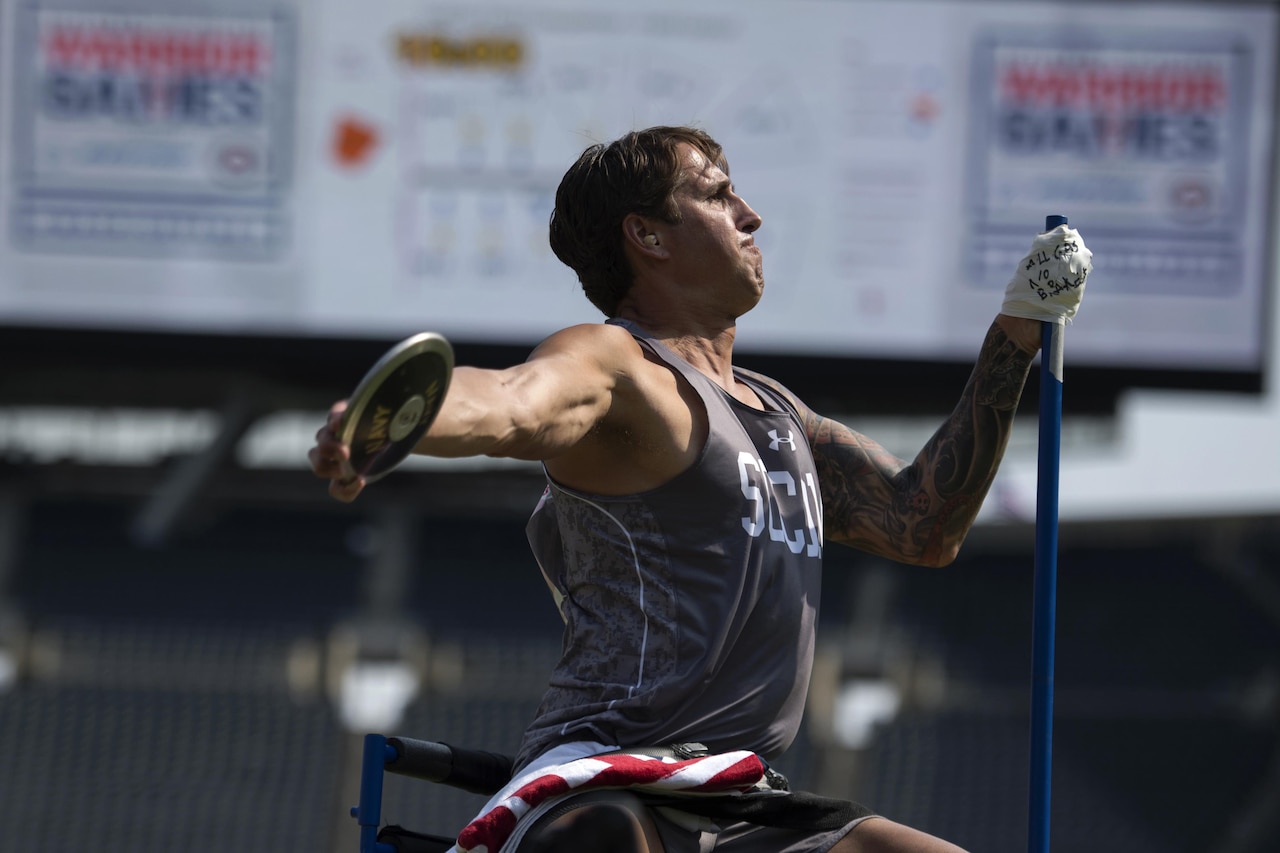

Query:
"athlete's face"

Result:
[[661, 145, 764, 311]]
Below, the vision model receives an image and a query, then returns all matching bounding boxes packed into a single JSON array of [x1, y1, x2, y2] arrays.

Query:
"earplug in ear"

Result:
[[644, 234, 659, 246]]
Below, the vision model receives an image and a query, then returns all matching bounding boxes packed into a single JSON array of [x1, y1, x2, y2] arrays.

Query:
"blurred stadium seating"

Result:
[[0, 497, 1276, 853]]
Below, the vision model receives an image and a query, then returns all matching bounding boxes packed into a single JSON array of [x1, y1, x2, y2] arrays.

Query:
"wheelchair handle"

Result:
[[353, 733, 517, 853], [386, 736, 515, 795]]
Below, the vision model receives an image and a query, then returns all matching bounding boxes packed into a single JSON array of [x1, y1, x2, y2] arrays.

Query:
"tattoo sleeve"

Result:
[[811, 320, 1034, 565]]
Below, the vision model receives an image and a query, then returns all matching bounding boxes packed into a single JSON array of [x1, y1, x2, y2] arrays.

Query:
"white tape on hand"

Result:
[[1001, 225, 1092, 325]]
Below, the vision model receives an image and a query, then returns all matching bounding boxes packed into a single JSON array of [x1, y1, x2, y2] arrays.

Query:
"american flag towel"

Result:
[[453, 749, 768, 853]]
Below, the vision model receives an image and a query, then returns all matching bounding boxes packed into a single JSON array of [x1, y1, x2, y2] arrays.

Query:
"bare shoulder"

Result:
[[535, 322, 634, 347], [527, 322, 647, 373], [538, 322, 704, 493], [734, 366, 819, 426]]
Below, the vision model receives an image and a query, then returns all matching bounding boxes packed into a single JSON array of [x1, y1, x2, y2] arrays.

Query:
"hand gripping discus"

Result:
[[1029, 213, 1067, 853], [338, 332, 454, 483]]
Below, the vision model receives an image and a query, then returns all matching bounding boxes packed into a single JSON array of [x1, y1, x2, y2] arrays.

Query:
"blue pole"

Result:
[[351, 733, 398, 853], [1029, 213, 1067, 853]]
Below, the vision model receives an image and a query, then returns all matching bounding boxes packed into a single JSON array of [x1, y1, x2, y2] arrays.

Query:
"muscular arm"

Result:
[[756, 316, 1036, 566], [311, 324, 633, 500], [415, 324, 623, 460]]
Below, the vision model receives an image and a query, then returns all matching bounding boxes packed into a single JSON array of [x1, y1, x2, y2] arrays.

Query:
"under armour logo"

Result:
[[768, 429, 796, 452]]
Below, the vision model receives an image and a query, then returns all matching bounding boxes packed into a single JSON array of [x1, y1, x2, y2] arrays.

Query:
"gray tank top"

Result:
[[515, 319, 825, 771]]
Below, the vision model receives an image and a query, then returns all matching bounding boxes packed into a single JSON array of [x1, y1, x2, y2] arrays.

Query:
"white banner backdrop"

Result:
[[0, 0, 1274, 372]]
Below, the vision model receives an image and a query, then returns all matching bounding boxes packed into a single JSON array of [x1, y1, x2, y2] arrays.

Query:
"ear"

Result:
[[622, 213, 666, 257]]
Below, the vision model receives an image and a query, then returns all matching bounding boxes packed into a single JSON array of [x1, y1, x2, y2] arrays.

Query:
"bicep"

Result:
[[736, 368, 915, 553], [807, 414, 917, 556], [810, 413, 978, 565], [422, 326, 624, 460], [501, 348, 616, 447]]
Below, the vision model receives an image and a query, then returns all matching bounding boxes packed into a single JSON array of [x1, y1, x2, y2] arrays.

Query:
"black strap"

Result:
[[638, 788, 876, 832], [376, 824, 457, 853]]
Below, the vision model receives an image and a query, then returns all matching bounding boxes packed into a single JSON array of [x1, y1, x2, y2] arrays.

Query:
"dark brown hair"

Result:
[[548, 126, 727, 316]]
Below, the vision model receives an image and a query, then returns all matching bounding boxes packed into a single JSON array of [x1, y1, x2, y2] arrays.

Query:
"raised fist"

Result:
[[1001, 225, 1092, 325]]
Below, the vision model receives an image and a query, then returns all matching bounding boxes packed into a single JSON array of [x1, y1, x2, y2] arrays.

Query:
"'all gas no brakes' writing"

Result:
[[1023, 245, 1084, 301]]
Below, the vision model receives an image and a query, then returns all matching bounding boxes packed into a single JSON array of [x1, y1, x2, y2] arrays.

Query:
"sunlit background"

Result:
[[1, 1, 1278, 851]]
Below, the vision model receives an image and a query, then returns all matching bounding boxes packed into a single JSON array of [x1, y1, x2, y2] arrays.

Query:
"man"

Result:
[[310, 126, 1090, 852]]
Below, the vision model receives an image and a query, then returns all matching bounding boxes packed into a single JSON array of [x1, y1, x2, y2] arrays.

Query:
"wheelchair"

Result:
[[350, 731, 866, 853]]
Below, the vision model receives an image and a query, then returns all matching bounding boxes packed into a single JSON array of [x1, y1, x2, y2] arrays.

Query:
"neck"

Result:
[[615, 309, 739, 392]]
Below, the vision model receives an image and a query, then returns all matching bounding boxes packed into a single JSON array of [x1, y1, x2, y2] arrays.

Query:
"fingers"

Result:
[[310, 399, 364, 502], [327, 400, 349, 432], [328, 475, 366, 503], [308, 439, 364, 502], [307, 440, 351, 478]]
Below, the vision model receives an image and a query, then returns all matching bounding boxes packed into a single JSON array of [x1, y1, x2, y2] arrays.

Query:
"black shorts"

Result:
[[520, 788, 878, 853], [650, 804, 877, 853]]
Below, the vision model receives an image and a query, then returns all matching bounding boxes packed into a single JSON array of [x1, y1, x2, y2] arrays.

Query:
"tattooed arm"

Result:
[[746, 315, 1038, 566]]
